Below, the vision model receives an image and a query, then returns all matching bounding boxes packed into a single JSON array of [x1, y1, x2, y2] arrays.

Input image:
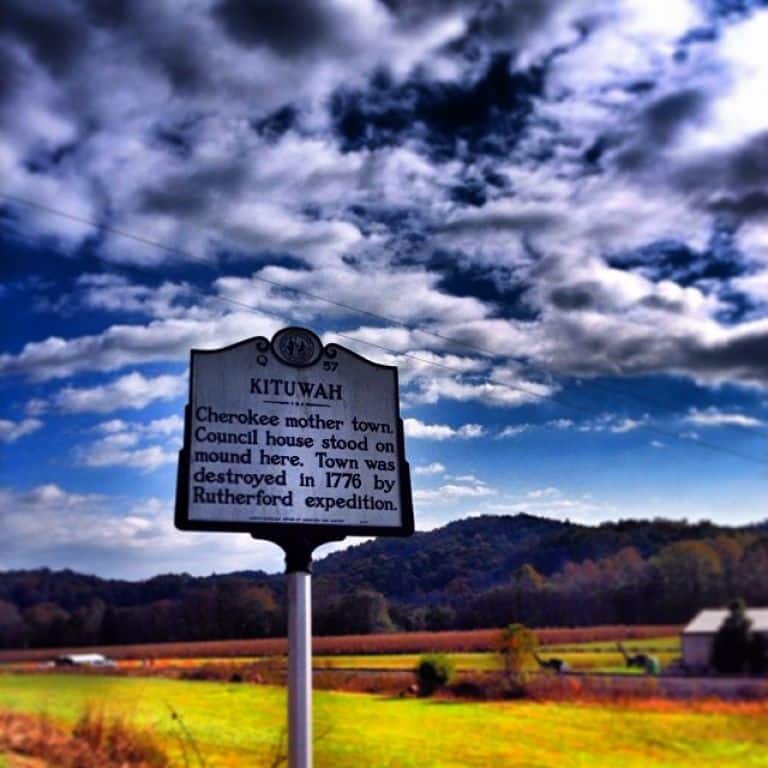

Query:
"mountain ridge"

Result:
[[1, 512, 766, 648]]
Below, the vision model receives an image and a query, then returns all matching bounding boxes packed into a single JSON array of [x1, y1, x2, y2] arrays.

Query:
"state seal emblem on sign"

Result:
[[272, 327, 322, 367]]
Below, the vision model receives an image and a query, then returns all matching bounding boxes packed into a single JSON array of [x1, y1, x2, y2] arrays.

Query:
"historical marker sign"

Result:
[[175, 327, 413, 540]]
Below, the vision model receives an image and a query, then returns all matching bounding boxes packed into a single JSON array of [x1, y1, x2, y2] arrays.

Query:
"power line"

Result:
[[0, 192, 708, 420], [208, 292, 768, 467], [3, 189, 758, 434], [2, 191, 767, 466], [0, 191, 741, 415]]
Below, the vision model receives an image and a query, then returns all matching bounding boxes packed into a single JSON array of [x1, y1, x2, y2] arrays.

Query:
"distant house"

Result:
[[54, 653, 115, 668], [682, 608, 768, 671]]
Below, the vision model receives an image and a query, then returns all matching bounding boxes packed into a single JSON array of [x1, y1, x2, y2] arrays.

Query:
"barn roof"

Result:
[[56, 653, 108, 663], [683, 608, 768, 634]]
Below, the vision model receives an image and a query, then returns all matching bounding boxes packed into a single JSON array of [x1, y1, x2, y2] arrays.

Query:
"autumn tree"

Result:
[[497, 623, 537, 682], [651, 541, 723, 620]]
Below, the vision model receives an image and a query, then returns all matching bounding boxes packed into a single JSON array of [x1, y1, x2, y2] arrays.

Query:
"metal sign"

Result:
[[175, 327, 414, 540]]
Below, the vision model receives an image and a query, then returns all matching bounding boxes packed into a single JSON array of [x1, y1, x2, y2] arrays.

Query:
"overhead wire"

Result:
[[1, 191, 766, 467], [209, 292, 768, 467], [0, 192, 729, 422]]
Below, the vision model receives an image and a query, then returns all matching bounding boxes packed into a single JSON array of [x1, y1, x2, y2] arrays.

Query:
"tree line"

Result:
[[1, 528, 765, 649]]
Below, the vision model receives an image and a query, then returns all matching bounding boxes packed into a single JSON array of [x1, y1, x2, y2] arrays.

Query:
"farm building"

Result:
[[54, 653, 115, 667], [682, 608, 768, 671]]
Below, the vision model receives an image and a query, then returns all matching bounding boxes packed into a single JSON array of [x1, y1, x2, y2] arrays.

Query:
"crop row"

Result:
[[0, 624, 681, 664]]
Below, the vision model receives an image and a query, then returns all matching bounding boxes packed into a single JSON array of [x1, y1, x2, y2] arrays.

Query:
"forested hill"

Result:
[[1, 513, 767, 648], [314, 513, 744, 602]]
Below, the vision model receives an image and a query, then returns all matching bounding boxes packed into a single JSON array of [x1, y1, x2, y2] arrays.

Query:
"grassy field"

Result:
[[546, 637, 680, 653], [1, 674, 766, 767], [312, 648, 679, 674], [129, 635, 681, 674], [3, 639, 682, 682]]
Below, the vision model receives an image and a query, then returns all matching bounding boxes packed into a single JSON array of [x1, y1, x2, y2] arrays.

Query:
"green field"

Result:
[[311, 635, 681, 674], [134, 636, 681, 675], [1, 674, 766, 767], [314, 649, 678, 674], [546, 637, 680, 653]]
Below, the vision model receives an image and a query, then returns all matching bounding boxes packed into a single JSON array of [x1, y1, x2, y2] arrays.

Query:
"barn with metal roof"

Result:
[[682, 608, 768, 671]]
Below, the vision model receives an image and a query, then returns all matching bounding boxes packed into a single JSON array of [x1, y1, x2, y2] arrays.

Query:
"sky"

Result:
[[1, 0, 767, 580]]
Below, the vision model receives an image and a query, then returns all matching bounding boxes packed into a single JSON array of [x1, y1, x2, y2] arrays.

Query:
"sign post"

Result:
[[287, 564, 311, 768], [175, 327, 413, 768]]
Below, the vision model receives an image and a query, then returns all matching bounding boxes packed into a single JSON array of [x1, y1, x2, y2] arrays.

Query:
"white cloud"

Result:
[[0, 311, 285, 381], [252, 262, 490, 324], [77, 416, 183, 472], [0, 418, 43, 443], [685, 407, 764, 429], [413, 462, 446, 475], [79, 438, 176, 473], [527, 487, 560, 499], [684, 11, 768, 151], [414, 481, 496, 504], [542, 413, 648, 434], [609, 417, 645, 434], [73, 274, 193, 318], [54, 371, 187, 413], [144, 415, 185, 436], [403, 418, 486, 440], [0, 485, 283, 578], [489, 487, 618, 524], [498, 424, 530, 438]]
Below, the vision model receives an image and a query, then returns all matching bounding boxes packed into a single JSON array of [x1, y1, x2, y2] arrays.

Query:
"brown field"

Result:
[[0, 624, 681, 665]]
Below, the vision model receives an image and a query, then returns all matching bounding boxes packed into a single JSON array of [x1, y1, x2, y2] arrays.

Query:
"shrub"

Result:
[[415, 653, 454, 696], [74, 707, 168, 767]]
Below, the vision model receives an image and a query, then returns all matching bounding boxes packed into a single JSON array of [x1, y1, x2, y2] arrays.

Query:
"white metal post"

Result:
[[287, 569, 312, 768]]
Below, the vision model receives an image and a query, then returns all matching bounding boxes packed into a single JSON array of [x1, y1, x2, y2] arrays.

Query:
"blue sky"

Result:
[[1, 0, 767, 579]]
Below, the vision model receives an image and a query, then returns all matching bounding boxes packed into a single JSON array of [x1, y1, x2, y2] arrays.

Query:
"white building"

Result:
[[682, 608, 768, 671], [54, 653, 115, 667]]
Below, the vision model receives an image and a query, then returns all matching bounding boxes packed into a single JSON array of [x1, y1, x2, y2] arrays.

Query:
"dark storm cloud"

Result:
[[138, 163, 249, 216], [0, 0, 89, 74], [549, 283, 597, 311], [642, 89, 708, 144], [93, 3, 212, 94], [465, 0, 562, 46], [0, 43, 22, 105], [144, 35, 211, 93], [0, 0, 210, 96], [213, 0, 342, 56], [683, 322, 768, 384], [676, 131, 768, 220], [331, 54, 545, 161], [709, 190, 768, 217], [81, 0, 133, 27], [614, 88, 708, 171]]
